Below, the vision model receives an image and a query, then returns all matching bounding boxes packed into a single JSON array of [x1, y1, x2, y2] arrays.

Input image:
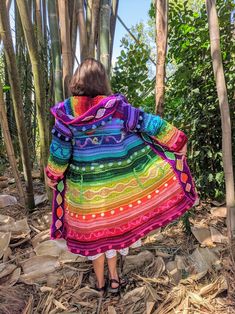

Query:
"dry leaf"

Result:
[[34, 194, 48, 206], [175, 255, 187, 270], [210, 207, 227, 218], [0, 214, 15, 225], [0, 176, 8, 181], [0, 218, 30, 239], [3, 246, 12, 262], [166, 260, 182, 284], [153, 256, 165, 278], [20, 255, 60, 283], [180, 270, 208, 284], [123, 250, 154, 274], [53, 299, 67, 310], [22, 295, 33, 314], [0, 181, 8, 189], [72, 286, 101, 301], [34, 239, 67, 257], [155, 250, 172, 258], [181, 295, 190, 314], [108, 306, 117, 314], [31, 229, 50, 248], [199, 275, 228, 298], [32, 171, 41, 179], [191, 226, 214, 247], [0, 267, 21, 286], [0, 231, 11, 259], [210, 226, 228, 244], [40, 286, 54, 293], [146, 301, 155, 314], [0, 195, 17, 208], [189, 247, 220, 273], [0, 263, 17, 279], [188, 291, 214, 311], [152, 285, 187, 314], [123, 286, 146, 301]]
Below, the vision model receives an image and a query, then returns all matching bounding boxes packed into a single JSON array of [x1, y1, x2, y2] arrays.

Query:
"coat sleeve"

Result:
[[119, 98, 187, 152], [46, 120, 73, 181]]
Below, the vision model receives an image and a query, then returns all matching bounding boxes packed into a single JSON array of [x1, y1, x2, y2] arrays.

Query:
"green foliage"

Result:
[[111, 37, 154, 107], [3, 85, 10, 92], [111, 0, 235, 201], [165, 0, 235, 200]]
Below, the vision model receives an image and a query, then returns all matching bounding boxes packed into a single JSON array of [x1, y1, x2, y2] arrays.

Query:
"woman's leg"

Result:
[[107, 255, 119, 289], [92, 254, 105, 288]]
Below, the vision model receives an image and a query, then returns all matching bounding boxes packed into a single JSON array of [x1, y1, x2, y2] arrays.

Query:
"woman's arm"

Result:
[[119, 97, 187, 152], [140, 112, 187, 152], [46, 120, 73, 184]]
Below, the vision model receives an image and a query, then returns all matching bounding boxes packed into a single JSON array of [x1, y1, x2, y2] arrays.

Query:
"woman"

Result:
[[46, 58, 197, 294]]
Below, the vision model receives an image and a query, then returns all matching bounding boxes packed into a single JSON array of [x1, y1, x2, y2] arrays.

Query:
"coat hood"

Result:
[[50, 94, 123, 131]]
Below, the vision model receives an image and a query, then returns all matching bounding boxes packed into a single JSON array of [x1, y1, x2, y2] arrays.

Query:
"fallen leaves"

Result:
[[0, 186, 233, 314], [0, 195, 17, 208]]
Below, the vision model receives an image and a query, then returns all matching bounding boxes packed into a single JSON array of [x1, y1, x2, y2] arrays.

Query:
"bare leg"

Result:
[[107, 254, 119, 289], [92, 254, 105, 288]]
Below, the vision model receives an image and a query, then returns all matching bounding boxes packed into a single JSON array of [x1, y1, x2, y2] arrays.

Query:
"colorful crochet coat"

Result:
[[46, 94, 197, 257]]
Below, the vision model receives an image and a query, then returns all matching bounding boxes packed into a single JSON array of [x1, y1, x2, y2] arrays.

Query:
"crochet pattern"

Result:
[[46, 94, 197, 257]]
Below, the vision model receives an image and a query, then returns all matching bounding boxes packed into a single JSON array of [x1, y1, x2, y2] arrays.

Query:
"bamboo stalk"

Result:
[[110, 0, 118, 63], [16, 0, 49, 178], [99, 0, 111, 75], [47, 0, 63, 102], [155, 0, 168, 116], [88, 0, 101, 58], [77, 0, 88, 61], [70, 0, 78, 69], [0, 0, 12, 43], [35, 0, 43, 48], [86, 0, 92, 43], [0, 1, 35, 208], [58, 0, 73, 97], [42, 0, 47, 41], [206, 0, 235, 255], [0, 79, 26, 207]]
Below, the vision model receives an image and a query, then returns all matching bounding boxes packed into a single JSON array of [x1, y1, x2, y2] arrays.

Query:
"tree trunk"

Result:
[[77, 0, 88, 61], [88, 0, 101, 58], [70, 0, 78, 69], [35, 0, 43, 48], [0, 1, 35, 209], [42, 0, 47, 41], [16, 0, 48, 175], [15, 1, 35, 160], [0, 0, 12, 43], [86, 0, 92, 43], [110, 0, 118, 64], [58, 0, 73, 98], [99, 0, 111, 75], [0, 78, 26, 207], [206, 0, 235, 255], [155, 0, 168, 116], [47, 0, 64, 103]]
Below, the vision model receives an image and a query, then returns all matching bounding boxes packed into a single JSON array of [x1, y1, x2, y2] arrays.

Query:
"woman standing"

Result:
[[46, 58, 197, 295]]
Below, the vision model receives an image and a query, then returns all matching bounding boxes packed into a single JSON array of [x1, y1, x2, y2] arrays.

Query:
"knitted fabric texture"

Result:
[[46, 94, 197, 256]]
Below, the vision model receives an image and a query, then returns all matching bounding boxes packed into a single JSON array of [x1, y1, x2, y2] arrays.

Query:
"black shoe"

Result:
[[94, 281, 108, 297]]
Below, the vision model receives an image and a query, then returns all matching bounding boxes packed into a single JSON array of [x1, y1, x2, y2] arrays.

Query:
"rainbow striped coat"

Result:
[[46, 94, 197, 256]]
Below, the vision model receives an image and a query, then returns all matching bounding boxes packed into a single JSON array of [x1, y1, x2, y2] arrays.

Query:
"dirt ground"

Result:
[[0, 173, 235, 314]]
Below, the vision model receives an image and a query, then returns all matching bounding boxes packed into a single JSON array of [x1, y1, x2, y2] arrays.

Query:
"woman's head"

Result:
[[69, 58, 112, 97]]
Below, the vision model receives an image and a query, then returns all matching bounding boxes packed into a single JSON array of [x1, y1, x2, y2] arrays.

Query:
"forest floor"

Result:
[[0, 171, 235, 314]]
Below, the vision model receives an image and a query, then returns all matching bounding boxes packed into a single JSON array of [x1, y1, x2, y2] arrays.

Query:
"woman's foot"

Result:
[[95, 279, 107, 297], [109, 278, 120, 293]]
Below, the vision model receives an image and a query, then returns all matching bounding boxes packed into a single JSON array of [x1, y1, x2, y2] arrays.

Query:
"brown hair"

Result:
[[69, 58, 112, 97]]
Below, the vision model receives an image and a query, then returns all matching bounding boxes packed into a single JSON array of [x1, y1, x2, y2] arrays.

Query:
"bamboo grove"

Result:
[[0, 0, 119, 208]]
